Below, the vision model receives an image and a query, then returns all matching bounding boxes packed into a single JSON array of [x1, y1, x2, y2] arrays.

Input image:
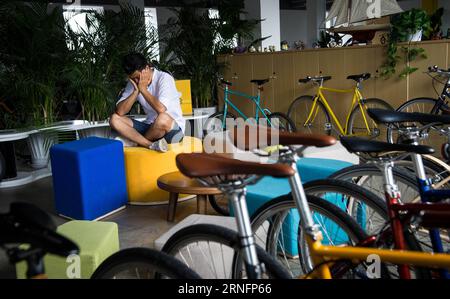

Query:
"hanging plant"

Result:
[[381, 9, 431, 79]]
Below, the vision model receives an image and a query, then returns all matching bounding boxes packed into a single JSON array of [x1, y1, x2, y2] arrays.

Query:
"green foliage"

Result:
[[381, 9, 431, 79], [0, 1, 158, 128], [424, 7, 444, 39], [159, 1, 258, 108]]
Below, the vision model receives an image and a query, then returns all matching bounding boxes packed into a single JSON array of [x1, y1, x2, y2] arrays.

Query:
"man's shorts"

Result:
[[132, 119, 184, 144]]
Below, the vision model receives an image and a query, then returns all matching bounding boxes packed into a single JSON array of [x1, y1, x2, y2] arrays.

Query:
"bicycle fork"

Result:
[[283, 152, 332, 277], [227, 189, 263, 279]]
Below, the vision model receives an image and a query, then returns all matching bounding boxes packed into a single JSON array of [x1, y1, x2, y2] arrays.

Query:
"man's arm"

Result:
[[139, 68, 167, 114], [116, 80, 139, 116]]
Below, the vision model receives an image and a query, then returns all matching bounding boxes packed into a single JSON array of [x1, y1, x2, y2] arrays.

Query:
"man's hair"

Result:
[[122, 53, 150, 75]]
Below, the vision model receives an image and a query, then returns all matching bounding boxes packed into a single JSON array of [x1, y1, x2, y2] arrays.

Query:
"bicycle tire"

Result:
[[161, 224, 292, 279], [347, 98, 393, 140], [267, 112, 297, 132], [91, 248, 202, 279], [287, 95, 332, 135], [386, 97, 445, 146]]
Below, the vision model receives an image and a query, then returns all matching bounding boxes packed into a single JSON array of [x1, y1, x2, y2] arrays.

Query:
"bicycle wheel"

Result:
[[287, 95, 332, 135], [267, 112, 297, 132], [330, 164, 449, 268], [161, 224, 292, 279], [246, 194, 368, 278], [347, 98, 394, 141], [208, 194, 230, 216], [387, 97, 447, 154], [303, 179, 387, 236], [203, 111, 236, 136], [91, 248, 201, 279]]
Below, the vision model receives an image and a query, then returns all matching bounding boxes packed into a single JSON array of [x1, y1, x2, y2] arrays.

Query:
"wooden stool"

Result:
[[157, 171, 222, 222]]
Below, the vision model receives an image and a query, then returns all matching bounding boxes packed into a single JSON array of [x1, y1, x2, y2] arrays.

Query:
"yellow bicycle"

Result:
[[287, 73, 393, 139]]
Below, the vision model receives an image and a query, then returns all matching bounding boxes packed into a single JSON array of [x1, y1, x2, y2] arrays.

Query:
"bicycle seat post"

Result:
[[223, 184, 263, 279]]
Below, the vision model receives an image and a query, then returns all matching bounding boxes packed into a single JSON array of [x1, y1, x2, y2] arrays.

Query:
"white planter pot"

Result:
[[408, 30, 423, 42], [78, 126, 112, 139], [28, 132, 56, 169]]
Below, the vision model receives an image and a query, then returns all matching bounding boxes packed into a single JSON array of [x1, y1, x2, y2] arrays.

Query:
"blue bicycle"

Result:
[[204, 78, 296, 135]]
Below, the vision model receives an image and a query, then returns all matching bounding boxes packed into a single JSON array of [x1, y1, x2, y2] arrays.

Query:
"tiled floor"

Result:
[[0, 177, 219, 278]]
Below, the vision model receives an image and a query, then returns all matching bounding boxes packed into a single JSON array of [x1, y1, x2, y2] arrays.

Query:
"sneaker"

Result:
[[149, 138, 169, 153], [115, 136, 137, 147]]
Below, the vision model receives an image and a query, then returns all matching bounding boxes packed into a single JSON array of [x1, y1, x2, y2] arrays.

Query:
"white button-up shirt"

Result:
[[117, 68, 185, 133]]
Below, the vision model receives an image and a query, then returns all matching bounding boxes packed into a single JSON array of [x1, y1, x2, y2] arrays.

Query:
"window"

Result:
[[145, 8, 160, 61], [63, 4, 103, 35]]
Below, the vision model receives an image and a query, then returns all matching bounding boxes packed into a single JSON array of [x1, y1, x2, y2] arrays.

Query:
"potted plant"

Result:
[[381, 9, 432, 79], [159, 1, 258, 121]]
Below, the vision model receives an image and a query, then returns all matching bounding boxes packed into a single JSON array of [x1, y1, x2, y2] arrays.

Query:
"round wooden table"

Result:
[[157, 171, 222, 222]]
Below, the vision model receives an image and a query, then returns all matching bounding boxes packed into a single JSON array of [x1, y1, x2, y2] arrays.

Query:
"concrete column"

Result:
[[244, 0, 281, 51], [306, 0, 326, 47]]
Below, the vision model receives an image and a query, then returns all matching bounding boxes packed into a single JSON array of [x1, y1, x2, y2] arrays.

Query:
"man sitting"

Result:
[[110, 53, 185, 152]]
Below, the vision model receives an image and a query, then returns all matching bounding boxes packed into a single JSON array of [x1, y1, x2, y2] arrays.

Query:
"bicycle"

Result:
[[0, 202, 79, 279], [387, 66, 450, 157], [229, 126, 440, 278], [0, 202, 201, 279], [204, 78, 297, 134], [287, 73, 393, 139], [161, 133, 373, 279], [173, 128, 450, 279]]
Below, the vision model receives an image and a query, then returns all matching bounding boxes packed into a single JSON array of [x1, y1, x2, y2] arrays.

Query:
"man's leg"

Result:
[[109, 113, 152, 148], [144, 113, 175, 142]]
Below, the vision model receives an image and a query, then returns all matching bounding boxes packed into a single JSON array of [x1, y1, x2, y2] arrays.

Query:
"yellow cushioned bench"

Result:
[[124, 136, 203, 205]]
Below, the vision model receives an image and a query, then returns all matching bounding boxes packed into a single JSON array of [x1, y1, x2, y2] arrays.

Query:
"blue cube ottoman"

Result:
[[50, 137, 128, 220], [232, 158, 354, 257]]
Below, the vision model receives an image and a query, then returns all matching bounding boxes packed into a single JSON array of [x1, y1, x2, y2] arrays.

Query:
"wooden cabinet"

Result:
[[408, 42, 448, 100], [318, 49, 349, 121], [373, 47, 408, 109], [272, 53, 295, 114], [221, 55, 254, 117], [252, 54, 274, 115], [216, 40, 450, 123]]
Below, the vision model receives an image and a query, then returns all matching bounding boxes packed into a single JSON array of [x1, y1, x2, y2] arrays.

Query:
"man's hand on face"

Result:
[[138, 66, 152, 93], [129, 78, 139, 93]]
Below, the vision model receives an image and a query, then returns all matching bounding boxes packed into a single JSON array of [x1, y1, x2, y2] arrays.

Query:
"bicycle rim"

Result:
[[287, 96, 332, 135]]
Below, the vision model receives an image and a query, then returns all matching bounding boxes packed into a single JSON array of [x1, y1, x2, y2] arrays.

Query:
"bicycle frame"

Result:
[[221, 85, 273, 128], [280, 150, 450, 279], [305, 86, 372, 136]]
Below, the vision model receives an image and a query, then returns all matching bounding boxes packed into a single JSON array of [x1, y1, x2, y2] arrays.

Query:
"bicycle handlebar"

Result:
[[0, 203, 79, 260], [428, 65, 450, 76]]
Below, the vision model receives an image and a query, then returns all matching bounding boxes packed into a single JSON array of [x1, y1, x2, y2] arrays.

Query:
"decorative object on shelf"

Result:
[[294, 40, 306, 50], [269, 45, 276, 52], [248, 45, 256, 53], [281, 40, 289, 51], [381, 9, 432, 79], [326, 0, 403, 44]]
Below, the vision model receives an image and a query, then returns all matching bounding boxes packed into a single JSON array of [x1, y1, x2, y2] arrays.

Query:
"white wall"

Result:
[[260, 0, 281, 50], [440, 0, 450, 36], [280, 10, 308, 46]]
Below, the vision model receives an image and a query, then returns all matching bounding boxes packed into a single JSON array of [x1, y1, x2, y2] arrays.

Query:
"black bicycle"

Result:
[[0, 202, 79, 279], [387, 65, 450, 158]]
